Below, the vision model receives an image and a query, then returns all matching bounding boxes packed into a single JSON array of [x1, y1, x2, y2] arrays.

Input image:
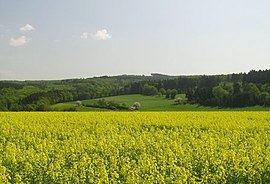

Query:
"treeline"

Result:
[[187, 70, 270, 107], [0, 70, 270, 111]]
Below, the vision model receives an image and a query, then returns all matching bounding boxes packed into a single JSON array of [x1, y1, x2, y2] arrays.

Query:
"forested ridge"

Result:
[[0, 69, 270, 111]]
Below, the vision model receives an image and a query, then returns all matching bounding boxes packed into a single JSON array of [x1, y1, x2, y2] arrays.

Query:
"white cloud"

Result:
[[9, 36, 30, 46], [80, 32, 89, 39], [20, 24, 35, 32], [92, 29, 111, 40]]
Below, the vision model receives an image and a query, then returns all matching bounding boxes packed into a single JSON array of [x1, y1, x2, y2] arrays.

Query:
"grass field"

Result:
[[52, 94, 270, 111], [1, 112, 270, 183]]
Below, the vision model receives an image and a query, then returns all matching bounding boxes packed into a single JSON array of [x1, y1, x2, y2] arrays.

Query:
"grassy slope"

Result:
[[51, 94, 270, 111]]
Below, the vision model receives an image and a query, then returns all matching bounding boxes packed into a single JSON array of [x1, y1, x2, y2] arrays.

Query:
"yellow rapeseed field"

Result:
[[0, 112, 270, 183]]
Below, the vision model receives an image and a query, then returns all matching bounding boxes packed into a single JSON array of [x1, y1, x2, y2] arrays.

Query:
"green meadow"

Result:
[[51, 94, 270, 111]]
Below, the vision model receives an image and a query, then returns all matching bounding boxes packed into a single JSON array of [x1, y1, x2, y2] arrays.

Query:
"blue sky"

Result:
[[0, 0, 270, 80]]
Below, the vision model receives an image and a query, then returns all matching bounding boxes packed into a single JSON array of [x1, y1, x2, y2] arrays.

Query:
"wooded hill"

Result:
[[0, 69, 270, 111]]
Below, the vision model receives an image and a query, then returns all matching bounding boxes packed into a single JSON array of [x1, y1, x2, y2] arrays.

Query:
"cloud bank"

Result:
[[9, 36, 30, 46]]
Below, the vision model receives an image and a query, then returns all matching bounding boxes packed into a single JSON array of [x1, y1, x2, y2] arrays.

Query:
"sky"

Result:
[[0, 0, 270, 80]]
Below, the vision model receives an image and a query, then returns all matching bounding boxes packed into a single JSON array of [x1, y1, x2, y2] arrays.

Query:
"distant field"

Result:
[[51, 94, 270, 111], [1, 112, 270, 183]]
